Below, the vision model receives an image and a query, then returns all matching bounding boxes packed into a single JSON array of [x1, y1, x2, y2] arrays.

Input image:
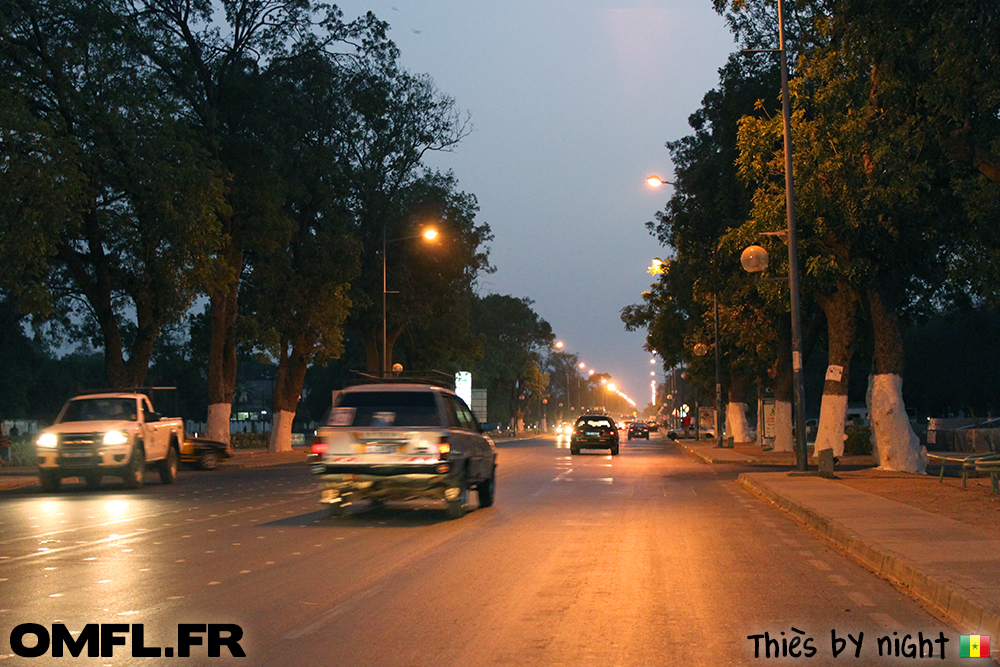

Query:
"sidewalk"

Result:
[[678, 438, 1000, 658]]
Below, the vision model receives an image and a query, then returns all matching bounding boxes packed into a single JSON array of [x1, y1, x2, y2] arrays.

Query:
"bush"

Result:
[[230, 432, 269, 449], [2, 437, 36, 467], [844, 424, 873, 455]]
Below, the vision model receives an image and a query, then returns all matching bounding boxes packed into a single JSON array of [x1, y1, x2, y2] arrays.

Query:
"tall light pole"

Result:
[[743, 0, 807, 470], [383, 226, 439, 377]]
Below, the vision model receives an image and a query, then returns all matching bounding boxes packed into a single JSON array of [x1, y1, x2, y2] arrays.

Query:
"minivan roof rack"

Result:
[[348, 370, 455, 389]]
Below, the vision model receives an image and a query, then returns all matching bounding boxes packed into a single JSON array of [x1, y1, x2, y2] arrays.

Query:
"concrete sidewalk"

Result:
[[677, 439, 1000, 660]]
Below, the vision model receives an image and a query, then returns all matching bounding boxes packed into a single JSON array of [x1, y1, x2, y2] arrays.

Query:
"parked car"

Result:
[[628, 421, 650, 440], [570, 414, 620, 455], [310, 383, 497, 519]]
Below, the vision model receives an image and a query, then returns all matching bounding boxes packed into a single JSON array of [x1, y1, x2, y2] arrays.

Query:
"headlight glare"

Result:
[[37, 433, 57, 448], [103, 431, 129, 445]]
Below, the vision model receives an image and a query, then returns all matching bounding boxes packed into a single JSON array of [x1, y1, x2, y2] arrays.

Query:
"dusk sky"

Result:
[[341, 1, 738, 406]]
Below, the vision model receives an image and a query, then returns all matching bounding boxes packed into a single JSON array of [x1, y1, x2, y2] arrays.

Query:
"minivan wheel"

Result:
[[477, 468, 496, 508]]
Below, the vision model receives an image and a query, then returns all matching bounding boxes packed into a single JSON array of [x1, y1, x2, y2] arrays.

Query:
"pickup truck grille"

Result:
[[58, 433, 103, 467]]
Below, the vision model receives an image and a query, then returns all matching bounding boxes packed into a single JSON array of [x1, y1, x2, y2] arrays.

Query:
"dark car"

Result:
[[628, 421, 650, 440], [571, 415, 619, 455]]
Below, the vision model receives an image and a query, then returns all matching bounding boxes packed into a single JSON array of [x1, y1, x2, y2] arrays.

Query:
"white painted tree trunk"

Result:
[[814, 393, 848, 457], [726, 402, 753, 443], [268, 409, 295, 453], [206, 403, 232, 446], [772, 400, 794, 452], [869, 374, 925, 472]]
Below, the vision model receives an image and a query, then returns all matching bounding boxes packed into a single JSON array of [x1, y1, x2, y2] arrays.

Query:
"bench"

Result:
[[974, 454, 1000, 495], [925, 452, 995, 488]]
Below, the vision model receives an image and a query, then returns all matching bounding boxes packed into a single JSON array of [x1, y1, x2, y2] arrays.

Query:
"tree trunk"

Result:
[[771, 314, 794, 452], [814, 281, 858, 458], [206, 245, 241, 446], [268, 338, 310, 453], [866, 286, 925, 472], [726, 373, 753, 443]]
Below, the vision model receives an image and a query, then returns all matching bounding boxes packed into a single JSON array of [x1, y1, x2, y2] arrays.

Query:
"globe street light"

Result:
[[383, 225, 439, 376]]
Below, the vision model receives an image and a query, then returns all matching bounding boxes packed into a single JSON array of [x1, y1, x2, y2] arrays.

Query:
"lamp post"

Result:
[[741, 0, 806, 470], [693, 295, 724, 449], [382, 226, 438, 377]]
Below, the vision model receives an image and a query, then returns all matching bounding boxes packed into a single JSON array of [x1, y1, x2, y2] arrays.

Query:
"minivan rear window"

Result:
[[332, 391, 440, 427]]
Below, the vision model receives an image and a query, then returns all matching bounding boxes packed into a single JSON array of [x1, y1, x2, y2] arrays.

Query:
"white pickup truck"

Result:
[[35, 392, 184, 491]]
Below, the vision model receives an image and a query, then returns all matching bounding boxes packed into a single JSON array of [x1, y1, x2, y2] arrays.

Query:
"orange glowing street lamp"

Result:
[[383, 225, 439, 376]]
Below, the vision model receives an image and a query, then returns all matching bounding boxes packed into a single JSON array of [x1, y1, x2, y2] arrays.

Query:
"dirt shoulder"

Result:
[[832, 468, 1000, 532]]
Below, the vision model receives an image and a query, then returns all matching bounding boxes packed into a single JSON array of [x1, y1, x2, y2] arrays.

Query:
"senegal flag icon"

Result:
[[960, 635, 990, 658]]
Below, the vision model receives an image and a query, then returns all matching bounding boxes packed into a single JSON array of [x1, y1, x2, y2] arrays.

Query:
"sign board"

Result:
[[761, 397, 777, 439], [455, 372, 472, 408], [699, 406, 716, 432]]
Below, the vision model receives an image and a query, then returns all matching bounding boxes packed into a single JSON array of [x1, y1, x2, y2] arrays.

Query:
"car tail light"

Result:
[[610, 430, 617, 437], [437, 437, 451, 459], [312, 443, 329, 456]]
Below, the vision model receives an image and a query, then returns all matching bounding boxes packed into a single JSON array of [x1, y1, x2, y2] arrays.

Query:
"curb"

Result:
[[738, 472, 1000, 656], [676, 441, 757, 464]]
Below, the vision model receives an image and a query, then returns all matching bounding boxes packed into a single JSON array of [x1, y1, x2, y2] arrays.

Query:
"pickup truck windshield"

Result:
[[60, 398, 137, 423], [332, 392, 439, 427]]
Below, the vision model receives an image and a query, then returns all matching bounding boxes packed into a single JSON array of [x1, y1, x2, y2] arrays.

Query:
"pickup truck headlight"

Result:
[[37, 433, 57, 448], [103, 431, 129, 445]]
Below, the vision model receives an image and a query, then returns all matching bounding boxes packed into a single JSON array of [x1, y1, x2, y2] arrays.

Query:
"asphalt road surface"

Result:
[[0, 434, 956, 666]]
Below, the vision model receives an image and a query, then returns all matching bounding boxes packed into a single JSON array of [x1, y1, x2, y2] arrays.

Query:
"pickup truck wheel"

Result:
[[122, 447, 145, 489], [39, 472, 60, 492], [84, 473, 101, 489], [477, 467, 496, 508], [159, 446, 179, 484], [444, 473, 468, 520], [199, 451, 220, 470]]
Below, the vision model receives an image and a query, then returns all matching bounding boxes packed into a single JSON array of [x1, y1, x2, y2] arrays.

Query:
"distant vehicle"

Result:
[[554, 422, 572, 435], [571, 414, 619, 455], [35, 391, 184, 491], [628, 421, 650, 440], [310, 383, 497, 519]]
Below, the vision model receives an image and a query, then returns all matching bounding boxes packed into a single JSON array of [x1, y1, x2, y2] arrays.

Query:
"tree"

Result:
[[123, 0, 396, 443], [333, 64, 473, 375], [0, 0, 226, 388], [471, 295, 553, 427]]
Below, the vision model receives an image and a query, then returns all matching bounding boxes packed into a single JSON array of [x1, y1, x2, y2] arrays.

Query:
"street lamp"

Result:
[[645, 175, 674, 188], [382, 225, 439, 376]]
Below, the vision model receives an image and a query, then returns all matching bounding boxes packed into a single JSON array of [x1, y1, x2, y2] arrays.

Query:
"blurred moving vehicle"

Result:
[[310, 383, 497, 519], [628, 421, 650, 440], [571, 414, 619, 455], [181, 437, 231, 470]]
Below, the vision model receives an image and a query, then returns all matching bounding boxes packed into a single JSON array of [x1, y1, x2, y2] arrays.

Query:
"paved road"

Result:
[[0, 435, 957, 665]]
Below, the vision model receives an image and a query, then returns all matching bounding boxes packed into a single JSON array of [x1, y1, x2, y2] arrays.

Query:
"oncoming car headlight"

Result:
[[103, 431, 129, 445], [37, 433, 57, 448]]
